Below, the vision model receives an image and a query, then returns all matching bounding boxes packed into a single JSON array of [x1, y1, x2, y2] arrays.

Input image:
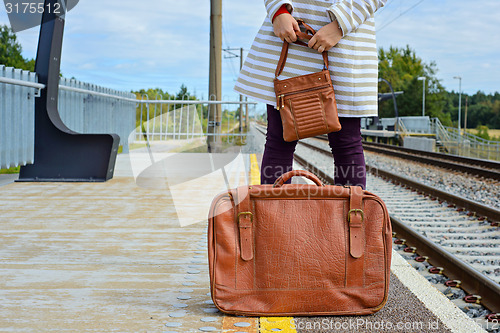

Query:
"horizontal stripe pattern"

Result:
[[235, 0, 386, 117]]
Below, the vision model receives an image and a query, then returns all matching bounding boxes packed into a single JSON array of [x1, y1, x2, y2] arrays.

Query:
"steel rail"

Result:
[[316, 135, 500, 172], [361, 142, 500, 180], [0, 76, 46, 90], [367, 166, 500, 223], [389, 215, 500, 313], [362, 141, 500, 171]]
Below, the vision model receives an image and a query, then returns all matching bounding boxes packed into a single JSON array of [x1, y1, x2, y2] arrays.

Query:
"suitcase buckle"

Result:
[[347, 209, 364, 223], [237, 212, 253, 224]]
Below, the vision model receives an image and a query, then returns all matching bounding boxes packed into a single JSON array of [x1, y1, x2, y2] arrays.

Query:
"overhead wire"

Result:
[[377, 0, 426, 31], [221, 5, 239, 81], [375, 0, 395, 15]]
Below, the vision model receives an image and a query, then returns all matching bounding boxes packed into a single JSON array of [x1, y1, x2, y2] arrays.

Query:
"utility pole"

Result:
[[454, 76, 462, 136], [240, 47, 246, 133], [464, 96, 468, 134], [417, 76, 426, 117], [208, 0, 222, 152]]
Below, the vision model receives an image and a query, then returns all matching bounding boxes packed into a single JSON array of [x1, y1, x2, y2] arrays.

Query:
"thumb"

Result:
[[292, 19, 300, 32]]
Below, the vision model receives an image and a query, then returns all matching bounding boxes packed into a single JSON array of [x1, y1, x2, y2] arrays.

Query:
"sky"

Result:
[[1, 0, 499, 106]]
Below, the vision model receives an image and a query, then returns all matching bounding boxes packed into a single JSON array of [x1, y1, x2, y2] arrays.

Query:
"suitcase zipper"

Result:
[[276, 84, 330, 110]]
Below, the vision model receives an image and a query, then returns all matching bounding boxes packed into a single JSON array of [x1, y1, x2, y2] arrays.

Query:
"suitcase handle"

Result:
[[273, 170, 324, 188]]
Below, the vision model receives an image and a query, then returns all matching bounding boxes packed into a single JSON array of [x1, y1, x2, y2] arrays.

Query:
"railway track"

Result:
[[317, 135, 500, 181], [254, 124, 500, 324], [300, 139, 500, 223]]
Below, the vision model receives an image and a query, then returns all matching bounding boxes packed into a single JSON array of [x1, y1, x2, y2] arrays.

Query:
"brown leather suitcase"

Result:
[[208, 170, 392, 316]]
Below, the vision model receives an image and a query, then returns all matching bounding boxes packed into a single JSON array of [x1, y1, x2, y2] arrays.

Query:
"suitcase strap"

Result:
[[348, 186, 364, 259], [233, 186, 254, 261]]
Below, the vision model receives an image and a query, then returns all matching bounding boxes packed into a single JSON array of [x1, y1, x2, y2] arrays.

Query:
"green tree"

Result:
[[0, 25, 35, 71], [378, 45, 450, 125], [176, 84, 192, 100], [132, 85, 202, 128], [444, 91, 500, 130], [475, 125, 490, 140]]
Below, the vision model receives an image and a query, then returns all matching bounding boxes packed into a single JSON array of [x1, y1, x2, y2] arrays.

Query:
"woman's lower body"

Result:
[[261, 104, 366, 189]]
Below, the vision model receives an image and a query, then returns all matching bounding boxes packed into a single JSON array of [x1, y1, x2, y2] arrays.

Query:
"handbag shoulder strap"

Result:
[[275, 19, 329, 79]]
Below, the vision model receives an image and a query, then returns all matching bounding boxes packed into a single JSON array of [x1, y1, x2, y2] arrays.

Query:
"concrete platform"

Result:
[[361, 129, 397, 138], [0, 173, 18, 186], [0, 129, 487, 332]]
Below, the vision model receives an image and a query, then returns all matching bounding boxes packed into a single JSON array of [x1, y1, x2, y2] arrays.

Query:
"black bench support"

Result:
[[19, 0, 119, 182]]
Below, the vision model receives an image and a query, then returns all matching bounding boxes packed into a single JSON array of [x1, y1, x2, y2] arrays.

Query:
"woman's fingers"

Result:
[[308, 35, 318, 49], [309, 36, 324, 52], [291, 20, 299, 42], [309, 34, 333, 53], [275, 18, 342, 51], [273, 14, 299, 42], [308, 21, 342, 52], [284, 34, 296, 43], [282, 29, 297, 43]]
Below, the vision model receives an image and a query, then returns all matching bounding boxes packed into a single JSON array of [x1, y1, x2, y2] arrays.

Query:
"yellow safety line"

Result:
[[250, 154, 260, 185], [259, 317, 297, 333], [248, 154, 297, 333]]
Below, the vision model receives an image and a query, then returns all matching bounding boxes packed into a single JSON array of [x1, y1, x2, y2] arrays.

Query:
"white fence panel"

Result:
[[1, 65, 137, 169], [0, 66, 37, 169]]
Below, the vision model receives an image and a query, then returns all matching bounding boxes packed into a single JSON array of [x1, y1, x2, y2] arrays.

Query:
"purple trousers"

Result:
[[261, 105, 366, 189]]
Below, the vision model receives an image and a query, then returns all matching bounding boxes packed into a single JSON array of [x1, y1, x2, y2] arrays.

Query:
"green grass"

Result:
[[0, 166, 21, 174]]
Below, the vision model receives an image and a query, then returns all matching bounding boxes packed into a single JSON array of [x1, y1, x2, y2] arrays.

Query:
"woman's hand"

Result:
[[273, 14, 300, 44], [308, 21, 343, 53]]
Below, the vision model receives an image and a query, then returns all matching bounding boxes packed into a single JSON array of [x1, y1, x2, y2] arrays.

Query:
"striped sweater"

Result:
[[234, 0, 387, 117]]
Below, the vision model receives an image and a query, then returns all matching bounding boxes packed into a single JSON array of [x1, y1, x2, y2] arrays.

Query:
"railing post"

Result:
[[166, 97, 171, 139], [184, 94, 190, 140], [139, 94, 146, 141], [179, 96, 184, 140], [191, 102, 196, 139]]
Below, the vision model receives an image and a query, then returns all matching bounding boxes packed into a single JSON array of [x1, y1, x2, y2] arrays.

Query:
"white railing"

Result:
[[0, 65, 137, 169], [58, 77, 136, 153], [444, 126, 500, 161], [1, 65, 259, 170], [396, 118, 409, 138], [431, 118, 500, 161], [134, 95, 257, 145]]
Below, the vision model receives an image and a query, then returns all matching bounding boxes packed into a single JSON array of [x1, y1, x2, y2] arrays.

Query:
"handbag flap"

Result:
[[274, 70, 332, 96]]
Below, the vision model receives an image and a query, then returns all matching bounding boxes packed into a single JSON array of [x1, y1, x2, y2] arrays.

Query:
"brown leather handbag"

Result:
[[274, 20, 341, 142], [208, 170, 392, 316]]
